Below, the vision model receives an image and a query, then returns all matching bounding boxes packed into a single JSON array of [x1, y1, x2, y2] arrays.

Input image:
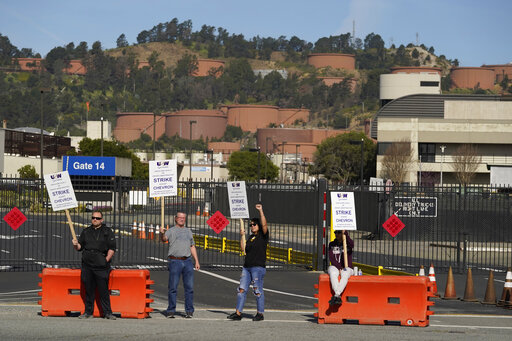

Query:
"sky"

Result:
[[1, 0, 511, 67]]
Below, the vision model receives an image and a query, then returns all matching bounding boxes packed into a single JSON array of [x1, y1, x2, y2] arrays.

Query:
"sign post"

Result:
[[330, 192, 357, 269], [227, 181, 250, 254], [44, 171, 78, 240]]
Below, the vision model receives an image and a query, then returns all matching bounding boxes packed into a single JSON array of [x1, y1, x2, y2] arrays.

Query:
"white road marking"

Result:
[[52, 234, 62, 238], [430, 324, 512, 330], [198, 269, 316, 300], [0, 235, 42, 239], [0, 289, 40, 295], [1, 249, 10, 254], [23, 258, 57, 268], [435, 314, 512, 319]]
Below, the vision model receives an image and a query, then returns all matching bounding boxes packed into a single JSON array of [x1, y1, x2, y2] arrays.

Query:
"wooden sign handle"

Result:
[[65, 209, 77, 241], [161, 198, 165, 230]]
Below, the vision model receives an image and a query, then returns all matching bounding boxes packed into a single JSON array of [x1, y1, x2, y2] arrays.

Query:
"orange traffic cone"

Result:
[[196, 206, 201, 216], [428, 263, 440, 297], [140, 221, 146, 239], [203, 203, 209, 217], [497, 267, 512, 307], [132, 220, 138, 237], [462, 267, 478, 302], [419, 265, 425, 276], [148, 224, 154, 240], [443, 266, 458, 300], [481, 270, 497, 305], [155, 225, 160, 242]]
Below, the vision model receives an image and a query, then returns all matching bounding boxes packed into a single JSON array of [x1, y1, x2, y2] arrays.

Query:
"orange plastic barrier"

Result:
[[38, 268, 154, 318], [314, 274, 434, 327]]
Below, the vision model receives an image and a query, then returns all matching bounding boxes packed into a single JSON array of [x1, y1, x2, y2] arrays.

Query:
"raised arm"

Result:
[[256, 204, 268, 235]]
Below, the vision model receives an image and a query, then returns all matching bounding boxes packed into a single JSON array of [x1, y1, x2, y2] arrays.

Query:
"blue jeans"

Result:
[[236, 266, 266, 313], [167, 258, 194, 313]]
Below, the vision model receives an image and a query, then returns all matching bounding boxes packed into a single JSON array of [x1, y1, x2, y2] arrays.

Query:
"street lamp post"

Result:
[[440, 145, 446, 186], [153, 112, 157, 160], [265, 137, 272, 180], [100, 117, 104, 157], [249, 147, 261, 183], [295, 144, 300, 183], [40, 90, 44, 180], [281, 141, 287, 183], [205, 149, 214, 180], [189, 120, 196, 180], [419, 154, 422, 186], [350, 138, 364, 187]]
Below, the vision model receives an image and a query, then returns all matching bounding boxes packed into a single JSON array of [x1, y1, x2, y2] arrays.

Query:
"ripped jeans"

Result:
[[236, 266, 266, 313]]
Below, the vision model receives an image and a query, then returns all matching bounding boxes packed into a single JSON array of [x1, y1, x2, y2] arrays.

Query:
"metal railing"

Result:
[[0, 177, 510, 274]]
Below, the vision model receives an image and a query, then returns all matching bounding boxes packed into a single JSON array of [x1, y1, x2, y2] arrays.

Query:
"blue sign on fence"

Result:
[[62, 156, 116, 176]]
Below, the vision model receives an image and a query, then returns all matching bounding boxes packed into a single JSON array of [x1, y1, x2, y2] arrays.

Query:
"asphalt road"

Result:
[[1, 269, 511, 340]]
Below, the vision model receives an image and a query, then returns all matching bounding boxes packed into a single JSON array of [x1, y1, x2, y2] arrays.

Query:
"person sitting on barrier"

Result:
[[160, 211, 200, 319], [328, 230, 354, 306], [72, 211, 117, 320], [227, 203, 268, 322]]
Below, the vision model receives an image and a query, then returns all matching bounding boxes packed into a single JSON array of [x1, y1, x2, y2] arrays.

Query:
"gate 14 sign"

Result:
[[149, 159, 177, 197], [330, 192, 357, 231], [394, 197, 437, 217], [63, 156, 116, 176]]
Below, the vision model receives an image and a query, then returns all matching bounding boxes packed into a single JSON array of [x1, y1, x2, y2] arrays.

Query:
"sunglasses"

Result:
[[92, 217, 102, 220], [250, 223, 257, 226]]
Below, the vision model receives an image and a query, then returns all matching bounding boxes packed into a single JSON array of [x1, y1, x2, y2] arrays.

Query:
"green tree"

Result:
[[18, 164, 39, 178], [116, 34, 129, 48], [75, 138, 148, 179], [227, 151, 279, 182], [222, 125, 243, 142], [174, 54, 198, 77], [310, 132, 376, 183]]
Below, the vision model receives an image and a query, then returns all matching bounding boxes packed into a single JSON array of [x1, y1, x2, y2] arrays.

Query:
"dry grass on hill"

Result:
[[106, 42, 287, 71]]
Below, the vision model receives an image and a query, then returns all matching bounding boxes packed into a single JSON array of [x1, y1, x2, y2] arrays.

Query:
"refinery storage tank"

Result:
[[226, 105, 279, 133], [113, 112, 166, 143], [12, 58, 43, 71], [277, 108, 310, 125], [482, 64, 512, 83], [307, 53, 356, 70], [450, 67, 495, 90], [165, 110, 227, 139], [390, 66, 441, 75], [194, 59, 225, 77]]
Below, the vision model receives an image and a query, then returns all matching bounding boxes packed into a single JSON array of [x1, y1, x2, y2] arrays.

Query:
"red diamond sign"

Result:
[[207, 211, 229, 234], [382, 214, 405, 237], [3, 207, 27, 231]]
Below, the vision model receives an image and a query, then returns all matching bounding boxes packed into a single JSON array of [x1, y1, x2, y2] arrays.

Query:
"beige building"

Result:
[[372, 94, 512, 185]]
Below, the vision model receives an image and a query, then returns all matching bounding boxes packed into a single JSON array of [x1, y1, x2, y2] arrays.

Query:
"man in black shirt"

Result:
[[72, 211, 116, 320]]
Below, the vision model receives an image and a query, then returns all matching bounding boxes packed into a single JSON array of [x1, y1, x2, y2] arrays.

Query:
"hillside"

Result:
[[106, 41, 283, 71]]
